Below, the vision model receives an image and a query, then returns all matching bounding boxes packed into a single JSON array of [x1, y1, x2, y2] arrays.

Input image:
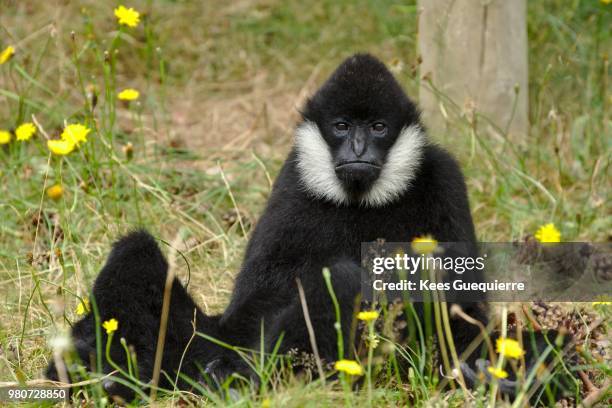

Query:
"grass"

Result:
[[0, 0, 610, 406]]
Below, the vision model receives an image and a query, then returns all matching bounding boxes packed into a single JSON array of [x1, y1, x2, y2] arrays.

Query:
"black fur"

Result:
[[47, 54, 563, 401]]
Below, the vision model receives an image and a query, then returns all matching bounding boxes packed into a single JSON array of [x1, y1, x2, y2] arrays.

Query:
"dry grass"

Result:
[[0, 0, 610, 406]]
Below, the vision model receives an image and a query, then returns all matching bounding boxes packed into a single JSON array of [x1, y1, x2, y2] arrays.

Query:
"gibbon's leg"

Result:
[[201, 260, 363, 385], [260, 260, 487, 366], [265, 260, 363, 364], [262, 263, 489, 379], [47, 231, 221, 401], [46, 313, 97, 384]]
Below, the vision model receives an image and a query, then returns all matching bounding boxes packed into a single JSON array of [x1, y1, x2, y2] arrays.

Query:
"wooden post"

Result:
[[418, 0, 529, 141]]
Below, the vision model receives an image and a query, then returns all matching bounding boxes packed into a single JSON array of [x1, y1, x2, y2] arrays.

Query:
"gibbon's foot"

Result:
[[460, 330, 577, 401], [460, 359, 520, 395], [46, 230, 222, 401], [200, 356, 260, 391], [102, 379, 136, 404]]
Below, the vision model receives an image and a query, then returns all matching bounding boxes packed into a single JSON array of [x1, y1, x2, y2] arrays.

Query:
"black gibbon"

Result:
[[47, 54, 567, 401]]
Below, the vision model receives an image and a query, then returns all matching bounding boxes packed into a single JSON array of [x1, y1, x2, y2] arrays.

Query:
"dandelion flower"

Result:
[[0, 45, 14, 64], [49, 332, 71, 353], [118, 88, 139, 101], [0, 130, 11, 144], [103, 318, 119, 334], [48, 139, 75, 156], [487, 366, 509, 379], [334, 359, 363, 376], [15, 123, 36, 141], [534, 223, 561, 243], [592, 301, 611, 306], [114, 5, 140, 28], [411, 235, 438, 255], [47, 184, 64, 201], [357, 310, 379, 322], [496, 337, 524, 359], [61, 123, 90, 146], [76, 298, 90, 315]]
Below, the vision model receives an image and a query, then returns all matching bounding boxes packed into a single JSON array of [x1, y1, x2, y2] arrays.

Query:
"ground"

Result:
[[0, 0, 610, 406]]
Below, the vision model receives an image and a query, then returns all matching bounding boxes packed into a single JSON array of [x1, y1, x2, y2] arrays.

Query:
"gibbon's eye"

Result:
[[334, 122, 350, 133], [371, 122, 386, 135]]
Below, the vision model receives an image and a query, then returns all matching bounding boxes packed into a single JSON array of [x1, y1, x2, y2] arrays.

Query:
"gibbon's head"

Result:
[[295, 53, 426, 207]]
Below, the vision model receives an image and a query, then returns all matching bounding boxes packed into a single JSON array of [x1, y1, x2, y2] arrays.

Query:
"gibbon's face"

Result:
[[295, 54, 425, 207]]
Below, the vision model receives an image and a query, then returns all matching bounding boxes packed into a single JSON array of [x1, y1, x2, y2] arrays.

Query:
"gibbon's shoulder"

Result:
[[414, 142, 469, 193]]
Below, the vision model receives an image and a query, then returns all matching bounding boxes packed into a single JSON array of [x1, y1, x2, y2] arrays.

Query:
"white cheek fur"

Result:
[[294, 121, 425, 207], [294, 121, 348, 206]]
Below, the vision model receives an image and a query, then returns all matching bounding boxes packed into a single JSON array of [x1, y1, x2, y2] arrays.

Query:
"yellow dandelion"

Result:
[[334, 359, 364, 376], [0, 45, 15, 64], [357, 310, 379, 322], [114, 5, 140, 28], [601, 0, 611, 5], [46, 184, 64, 201], [61, 123, 90, 146], [76, 298, 90, 315], [411, 235, 438, 255], [0, 130, 11, 144], [592, 301, 611, 306], [118, 88, 140, 101], [15, 123, 36, 141], [47, 139, 75, 156], [103, 318, 119, 334], [534, 223, 561, 243], [496, 337, 525, 359], [487, 366, 509, 379]]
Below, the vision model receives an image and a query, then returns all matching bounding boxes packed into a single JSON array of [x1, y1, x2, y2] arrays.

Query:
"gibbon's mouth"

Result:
[[334, 160, 382, 192], [335, 161, 381, 170]]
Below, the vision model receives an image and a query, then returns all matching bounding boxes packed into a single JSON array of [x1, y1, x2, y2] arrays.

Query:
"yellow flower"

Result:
[[103, 318, 119, 334], [334, 359, 363, 376], [0, 130, 11, 144], [118, 88, 140, 101], [496, 337, 524, 359], [411, 235, 438, 255], [487, 366, 509, 379], [534, 223, 561, 243], [592, 301, 611, 306], [114, 5, 140, 28], [15, 123, 36, 141], [46, 184, 64, 201], [47, 139, 75, 155], [76, 298, 90, 315], [61, 123, 90, 146], [601, 0, 611, 5], [0, 45, 14, 64], [357, 310, 379, 322]]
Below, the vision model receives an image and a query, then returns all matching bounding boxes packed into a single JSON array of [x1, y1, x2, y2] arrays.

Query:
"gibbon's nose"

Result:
[[351, 128, 367, 157]]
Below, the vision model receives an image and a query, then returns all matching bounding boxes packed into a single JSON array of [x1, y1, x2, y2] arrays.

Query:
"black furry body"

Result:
[[47, 55, 567, 402], [47, 143, 484, 398], [220, 144, 482, 348]]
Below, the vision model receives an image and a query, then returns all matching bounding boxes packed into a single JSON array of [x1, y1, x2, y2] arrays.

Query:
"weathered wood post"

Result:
[[418, 0, 529, 141]]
